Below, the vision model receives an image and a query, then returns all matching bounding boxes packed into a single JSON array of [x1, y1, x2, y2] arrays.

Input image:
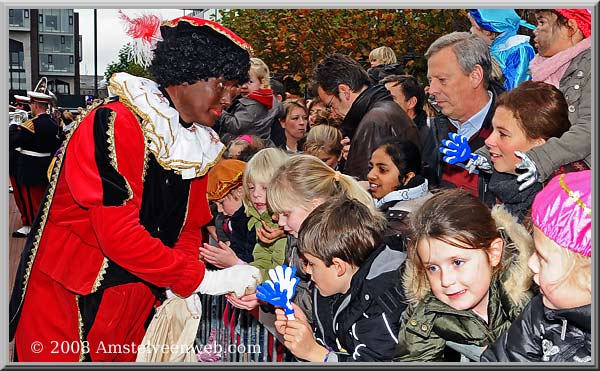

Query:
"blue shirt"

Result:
[[449, 91, 493, 140]]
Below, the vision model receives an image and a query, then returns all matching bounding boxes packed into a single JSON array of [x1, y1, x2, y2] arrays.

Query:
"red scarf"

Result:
[[247, 89, 274, 110]]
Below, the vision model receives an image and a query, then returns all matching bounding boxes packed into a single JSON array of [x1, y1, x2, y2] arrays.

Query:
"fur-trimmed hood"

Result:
[[403, 205, 534, 307]]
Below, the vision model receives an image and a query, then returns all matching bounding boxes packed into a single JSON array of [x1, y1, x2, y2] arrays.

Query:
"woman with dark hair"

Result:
[[367, 137, 432, 248]]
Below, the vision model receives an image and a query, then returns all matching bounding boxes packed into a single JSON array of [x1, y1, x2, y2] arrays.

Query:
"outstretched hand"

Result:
[[199, 241, 238, 268]]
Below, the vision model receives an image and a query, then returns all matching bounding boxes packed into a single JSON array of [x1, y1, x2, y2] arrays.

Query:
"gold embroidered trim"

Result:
[[109, 76, 224, 178], [160, 17, 253, 54], [20, 118, 35, 133], [91, 257, 109, 294], [105, 110, 134, 204], [558, 174, 591, 216], [19, 98, 106, 305], [76, 295, 85, 361]]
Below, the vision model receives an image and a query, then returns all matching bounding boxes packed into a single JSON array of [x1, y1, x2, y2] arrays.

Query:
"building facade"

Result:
[[9, 9, 81, 104]]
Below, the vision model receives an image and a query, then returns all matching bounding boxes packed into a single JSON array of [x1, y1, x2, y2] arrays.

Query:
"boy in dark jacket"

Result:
[[274, 196, 407, 362]]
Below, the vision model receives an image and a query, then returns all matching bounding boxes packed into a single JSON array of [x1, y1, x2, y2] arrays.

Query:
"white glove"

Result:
[[195, 265, 262, 297], [515, 150, 539, 191], [164, 289, 202, 317], [465, 155, 492, 174]]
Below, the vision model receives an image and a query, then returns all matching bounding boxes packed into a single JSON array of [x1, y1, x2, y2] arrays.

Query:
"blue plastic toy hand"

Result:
[[439, 133, 479, 165], [256, 281, 295, 318], [268, 264, 299, 302]]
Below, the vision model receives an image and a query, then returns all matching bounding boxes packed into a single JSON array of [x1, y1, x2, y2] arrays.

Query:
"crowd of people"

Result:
[[8, 8, 591, 363]]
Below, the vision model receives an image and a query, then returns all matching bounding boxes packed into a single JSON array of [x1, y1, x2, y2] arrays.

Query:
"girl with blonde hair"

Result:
[[303, 124, 343, 170]]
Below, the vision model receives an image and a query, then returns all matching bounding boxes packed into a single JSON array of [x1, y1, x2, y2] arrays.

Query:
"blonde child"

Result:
[[274, 196, 406, 362], [218, 57, 283, 146], [229, 155, 376, 318], [482, 170, 591, 362], [395, 189, 534, 362], [303, 124, 343, 170], [201, 148, 289, 282]]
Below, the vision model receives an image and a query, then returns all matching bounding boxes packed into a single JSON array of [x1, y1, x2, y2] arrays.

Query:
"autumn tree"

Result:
[[104, 43, 153, 83], [217, 9, 470, 95]]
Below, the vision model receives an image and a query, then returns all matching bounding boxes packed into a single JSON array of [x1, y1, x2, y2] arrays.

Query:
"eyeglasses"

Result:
[[325, 95, 335, 113]]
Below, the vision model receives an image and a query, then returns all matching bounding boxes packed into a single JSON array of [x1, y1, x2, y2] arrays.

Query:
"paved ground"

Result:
[[8, 191, 27, 362]]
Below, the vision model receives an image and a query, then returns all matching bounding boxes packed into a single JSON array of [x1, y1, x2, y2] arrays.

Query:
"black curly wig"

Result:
[[149, 21, 250, 87]]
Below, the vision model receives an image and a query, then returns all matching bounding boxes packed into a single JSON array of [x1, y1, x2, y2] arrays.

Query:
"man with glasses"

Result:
[[313, 53, 420, 181]]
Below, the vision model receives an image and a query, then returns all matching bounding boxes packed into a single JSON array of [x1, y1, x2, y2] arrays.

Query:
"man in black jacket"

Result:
[[312, 54, 420, 181]]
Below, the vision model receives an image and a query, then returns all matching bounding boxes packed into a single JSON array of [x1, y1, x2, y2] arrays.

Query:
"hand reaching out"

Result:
[[225, 292, 259, 311], [199, 241, 238, 268]]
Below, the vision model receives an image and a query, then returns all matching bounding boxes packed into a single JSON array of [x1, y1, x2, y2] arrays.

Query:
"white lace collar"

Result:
[[108, 72, 224, 179]]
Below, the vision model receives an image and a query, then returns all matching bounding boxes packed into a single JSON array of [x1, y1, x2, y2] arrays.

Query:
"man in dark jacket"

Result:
[[427, 32, 503, 196], [312, 53, 420, 181], [9, 79, 62, 238]]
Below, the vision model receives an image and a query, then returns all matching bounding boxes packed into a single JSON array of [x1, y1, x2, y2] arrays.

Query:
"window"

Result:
[[46, 15, 58, 29], [61, 35, 65, 44], [49, 80, 70, 95], [48, 54, 53, 63], [39, 14, 43, 23], [9, 9, 13, 16], [24, 9, 29, 18], [69, 55, 74, 64], [9, 39, 26, 90], [69, 15, 73, 25], [39, 34, 43, 43]]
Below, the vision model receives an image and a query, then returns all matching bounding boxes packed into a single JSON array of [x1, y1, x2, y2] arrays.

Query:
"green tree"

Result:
[[217, 9, 470, 94], [104, 43, 153, 82]]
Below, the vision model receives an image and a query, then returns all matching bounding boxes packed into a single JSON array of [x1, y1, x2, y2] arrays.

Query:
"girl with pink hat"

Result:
[[482, 170, 591, 362]]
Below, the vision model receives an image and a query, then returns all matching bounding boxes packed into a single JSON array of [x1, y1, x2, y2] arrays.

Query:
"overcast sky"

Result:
[[75, 8, 191, 78]]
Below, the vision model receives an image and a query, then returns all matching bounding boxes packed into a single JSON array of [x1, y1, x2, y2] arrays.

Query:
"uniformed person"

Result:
[[9, 77, 62, 237]]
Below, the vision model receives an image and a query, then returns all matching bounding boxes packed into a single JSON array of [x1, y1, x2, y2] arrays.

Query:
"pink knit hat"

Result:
[[532, 170, 591, 257]]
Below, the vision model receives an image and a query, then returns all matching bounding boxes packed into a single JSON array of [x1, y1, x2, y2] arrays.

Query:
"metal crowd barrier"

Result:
[[195, 294, 295, 362]]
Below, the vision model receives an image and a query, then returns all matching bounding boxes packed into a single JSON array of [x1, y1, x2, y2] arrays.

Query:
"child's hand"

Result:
[[256, 220, 285, 244], [199, 241, 238, 268], [282, 307, 326, 361], [225, 292, 259, 311], [274, 307, 289, 335]]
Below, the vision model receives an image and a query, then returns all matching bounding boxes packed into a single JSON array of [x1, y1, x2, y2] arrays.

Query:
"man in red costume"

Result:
[[9, 16, 261, 362]]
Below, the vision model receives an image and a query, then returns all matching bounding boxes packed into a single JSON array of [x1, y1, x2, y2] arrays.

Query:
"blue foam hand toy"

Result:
[[256, 281, 295, 319], [268, 264, 299, 302], [440, 133, 480, 165]]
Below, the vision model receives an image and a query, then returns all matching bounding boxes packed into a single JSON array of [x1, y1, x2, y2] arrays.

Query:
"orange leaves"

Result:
[[218, 9, 470, 92]]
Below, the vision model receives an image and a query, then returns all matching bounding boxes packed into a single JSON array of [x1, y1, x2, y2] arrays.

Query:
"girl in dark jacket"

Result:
[[367, 138, 432, 250], [481, 170, 591, 363], [395, 189, 534, 362]]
